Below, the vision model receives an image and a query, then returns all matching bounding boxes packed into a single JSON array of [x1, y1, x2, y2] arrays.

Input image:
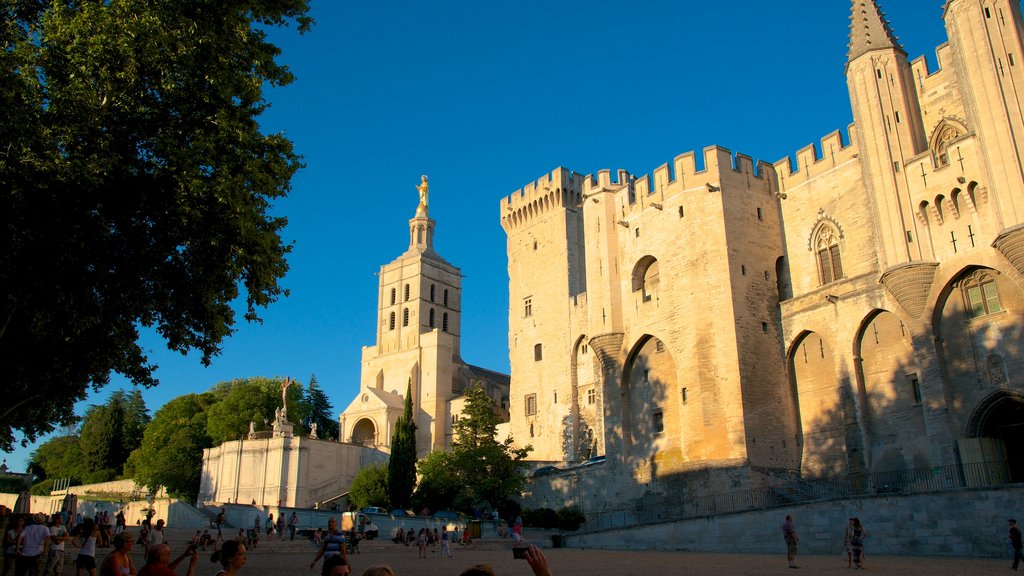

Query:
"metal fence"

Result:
[[580, 460, 1016, 533]]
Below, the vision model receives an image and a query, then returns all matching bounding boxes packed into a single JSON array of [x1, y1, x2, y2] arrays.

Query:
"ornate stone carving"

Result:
[[879, 262, 939, 319]]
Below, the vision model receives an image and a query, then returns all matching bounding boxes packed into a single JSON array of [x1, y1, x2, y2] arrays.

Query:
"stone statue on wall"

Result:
[[416, 175, 429, 210], [310, 422, 318, 439], [247, 421, 256, 440], [280, 377, 292, 418]]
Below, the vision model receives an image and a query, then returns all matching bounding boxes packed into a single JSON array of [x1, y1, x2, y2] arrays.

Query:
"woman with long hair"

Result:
[[74, 518, 100, 576], [210, 540, 247, 576]]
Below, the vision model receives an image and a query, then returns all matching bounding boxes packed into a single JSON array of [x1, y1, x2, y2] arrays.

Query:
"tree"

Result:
[[78, 390, 150, 481], [0, 0, 312, 451], [28, 435, 85, 484], [348, 463, 389, 510], [128, 393, 213, 500], [449, 384, 531, 509], [387, 381, 417, 508], [204, 377, 301, 444], [412, 451, 462, 513], [300, 374, 338, 440]]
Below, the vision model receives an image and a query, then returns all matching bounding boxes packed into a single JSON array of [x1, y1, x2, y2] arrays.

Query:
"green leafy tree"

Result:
[[0, 0, 312, 451], [300, 374, 338, 440], [205, 377, 301, 444], [412, 450, 462, 513], [28, 435, 85, 484], [387, 382, 417, 508], [128, 393, 214, 500], [449, 384, 531, 509], [348, 463, 389, 510]]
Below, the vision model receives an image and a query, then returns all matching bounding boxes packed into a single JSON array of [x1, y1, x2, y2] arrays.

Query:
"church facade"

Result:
[[338, 178, 511, 458], [502, 0, 1024, 499]]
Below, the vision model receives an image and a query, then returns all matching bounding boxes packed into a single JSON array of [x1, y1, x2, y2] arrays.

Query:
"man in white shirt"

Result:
[[16, 513, 50, 576], [43, 514, 68, 576], [146, 520, 166, 554]]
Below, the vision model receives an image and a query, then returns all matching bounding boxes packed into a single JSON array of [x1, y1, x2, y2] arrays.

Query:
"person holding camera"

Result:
[[137, 544, 198, 576]]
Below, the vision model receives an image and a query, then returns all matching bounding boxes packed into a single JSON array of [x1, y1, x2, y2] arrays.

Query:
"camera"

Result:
[[512, 547, 528, 559]]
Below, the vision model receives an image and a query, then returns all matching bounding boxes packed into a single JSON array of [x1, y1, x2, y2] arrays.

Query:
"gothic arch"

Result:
[[567, 334, 600, 461], [928, 117, 968, 166], [853, 309, 928, 472], [963, 390, 1024, 482], [620, 334, 676, 471], [788, 330, 844, 475], [631, 256, 660, 302]]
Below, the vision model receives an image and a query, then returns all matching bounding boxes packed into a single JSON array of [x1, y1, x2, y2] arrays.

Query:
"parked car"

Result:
[[389, 508, 415, 517], [432, 510, 463, 520], [360, 506, 388, 515]]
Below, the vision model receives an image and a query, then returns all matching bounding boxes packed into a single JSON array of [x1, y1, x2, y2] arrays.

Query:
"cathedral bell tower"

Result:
[[846, 0, 928, 266], [340, 175, 463, 456]]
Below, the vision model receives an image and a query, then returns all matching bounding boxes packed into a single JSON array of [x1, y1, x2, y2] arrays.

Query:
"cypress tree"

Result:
[[387, 381, 418, 509]]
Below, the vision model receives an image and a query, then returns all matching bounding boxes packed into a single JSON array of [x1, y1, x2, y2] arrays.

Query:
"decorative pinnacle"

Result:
[[848, 0, 903, 62]]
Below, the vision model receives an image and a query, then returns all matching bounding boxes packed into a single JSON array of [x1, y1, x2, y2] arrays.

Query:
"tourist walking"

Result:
[[16, 513, 50, 576], [137, 543, 198, 576], [74, 519, 99, 576], [4, 516, 24, 576], [215, 510, 225, 543], [440, 527, 452, 559], [310, 518, 348, 576], [210, 541, 246, 576], [288, 513, 298, 542], [1011, 519, 1023, 571], [416, 529, 426, 559], [275, 515, 284, 542], [850, 517, 867, 569], [43, 513, 69, 576], [782, 514, 799, 569]]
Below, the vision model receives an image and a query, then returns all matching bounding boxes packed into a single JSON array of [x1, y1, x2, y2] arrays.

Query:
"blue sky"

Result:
[[4, 1, 949, 472]]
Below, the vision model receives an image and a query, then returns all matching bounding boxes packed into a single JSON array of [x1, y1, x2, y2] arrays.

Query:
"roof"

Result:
[[848, 0, 904, 62]]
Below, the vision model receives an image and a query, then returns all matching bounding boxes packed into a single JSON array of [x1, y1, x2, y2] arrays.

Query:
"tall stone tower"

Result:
[[339, 177, 464, 456], [846, 0, 928, 266]]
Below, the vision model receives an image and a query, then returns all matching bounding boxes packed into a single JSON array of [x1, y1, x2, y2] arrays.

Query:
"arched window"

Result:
[[402, 308, 409, 327], [404, 284, 410, 301], [389, 312, 396, 330], [443, 289, 449, 307], [631, 256, 660, 303], [429, 308, 435, 328], [930, 120, 964, 167], [814, 225, 844, 285], [442, 312, 449, 332], [390, 288, 396, 305], [430, 284, 435, 302], [960, 270, 1003, 318]]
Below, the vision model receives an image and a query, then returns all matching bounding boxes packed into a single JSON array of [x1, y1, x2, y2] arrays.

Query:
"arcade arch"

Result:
[[351, 418, 377, 446], [621, 335, 677, 470], [789, 331, 843, 475]]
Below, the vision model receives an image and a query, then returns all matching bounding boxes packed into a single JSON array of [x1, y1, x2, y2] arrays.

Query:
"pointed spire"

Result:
[[848, 0, 904, 62]]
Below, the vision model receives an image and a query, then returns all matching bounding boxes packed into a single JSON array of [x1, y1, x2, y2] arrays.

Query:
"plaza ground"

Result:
[[87, 529, 1010, 576]]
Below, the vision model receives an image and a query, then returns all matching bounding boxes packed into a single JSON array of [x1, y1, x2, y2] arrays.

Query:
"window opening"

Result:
[[815, 225, 844, 285], [652, 411, 664, 434], [404, 284, 410, 301], [587, 388, 595, 405], [525, 394, 537, 416], [430, 284, 435, 302], [524, 298, 532, 317], [389, 312, 396, 331], [961, 270, 1003, 318], [442, 312, 449, 332], [402, 308, 409, 327], [429, 308, 435, 328], [534, 344, 543, 361], [390, 288, 396, 306]]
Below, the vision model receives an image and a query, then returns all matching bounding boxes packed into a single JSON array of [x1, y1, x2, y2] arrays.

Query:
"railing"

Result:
[[579, 460, 1017, 534]]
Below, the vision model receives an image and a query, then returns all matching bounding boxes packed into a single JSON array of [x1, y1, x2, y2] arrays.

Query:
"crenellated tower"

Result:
[[500, 169, 587, 459], [944, 0, 1024, 225], [846, 0, 929, 266]]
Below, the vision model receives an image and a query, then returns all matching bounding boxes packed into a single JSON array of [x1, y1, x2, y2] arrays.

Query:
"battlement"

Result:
[[501, 167, 586, 231], [773, 126, 860, 189], [583, 146, 770, 200]]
